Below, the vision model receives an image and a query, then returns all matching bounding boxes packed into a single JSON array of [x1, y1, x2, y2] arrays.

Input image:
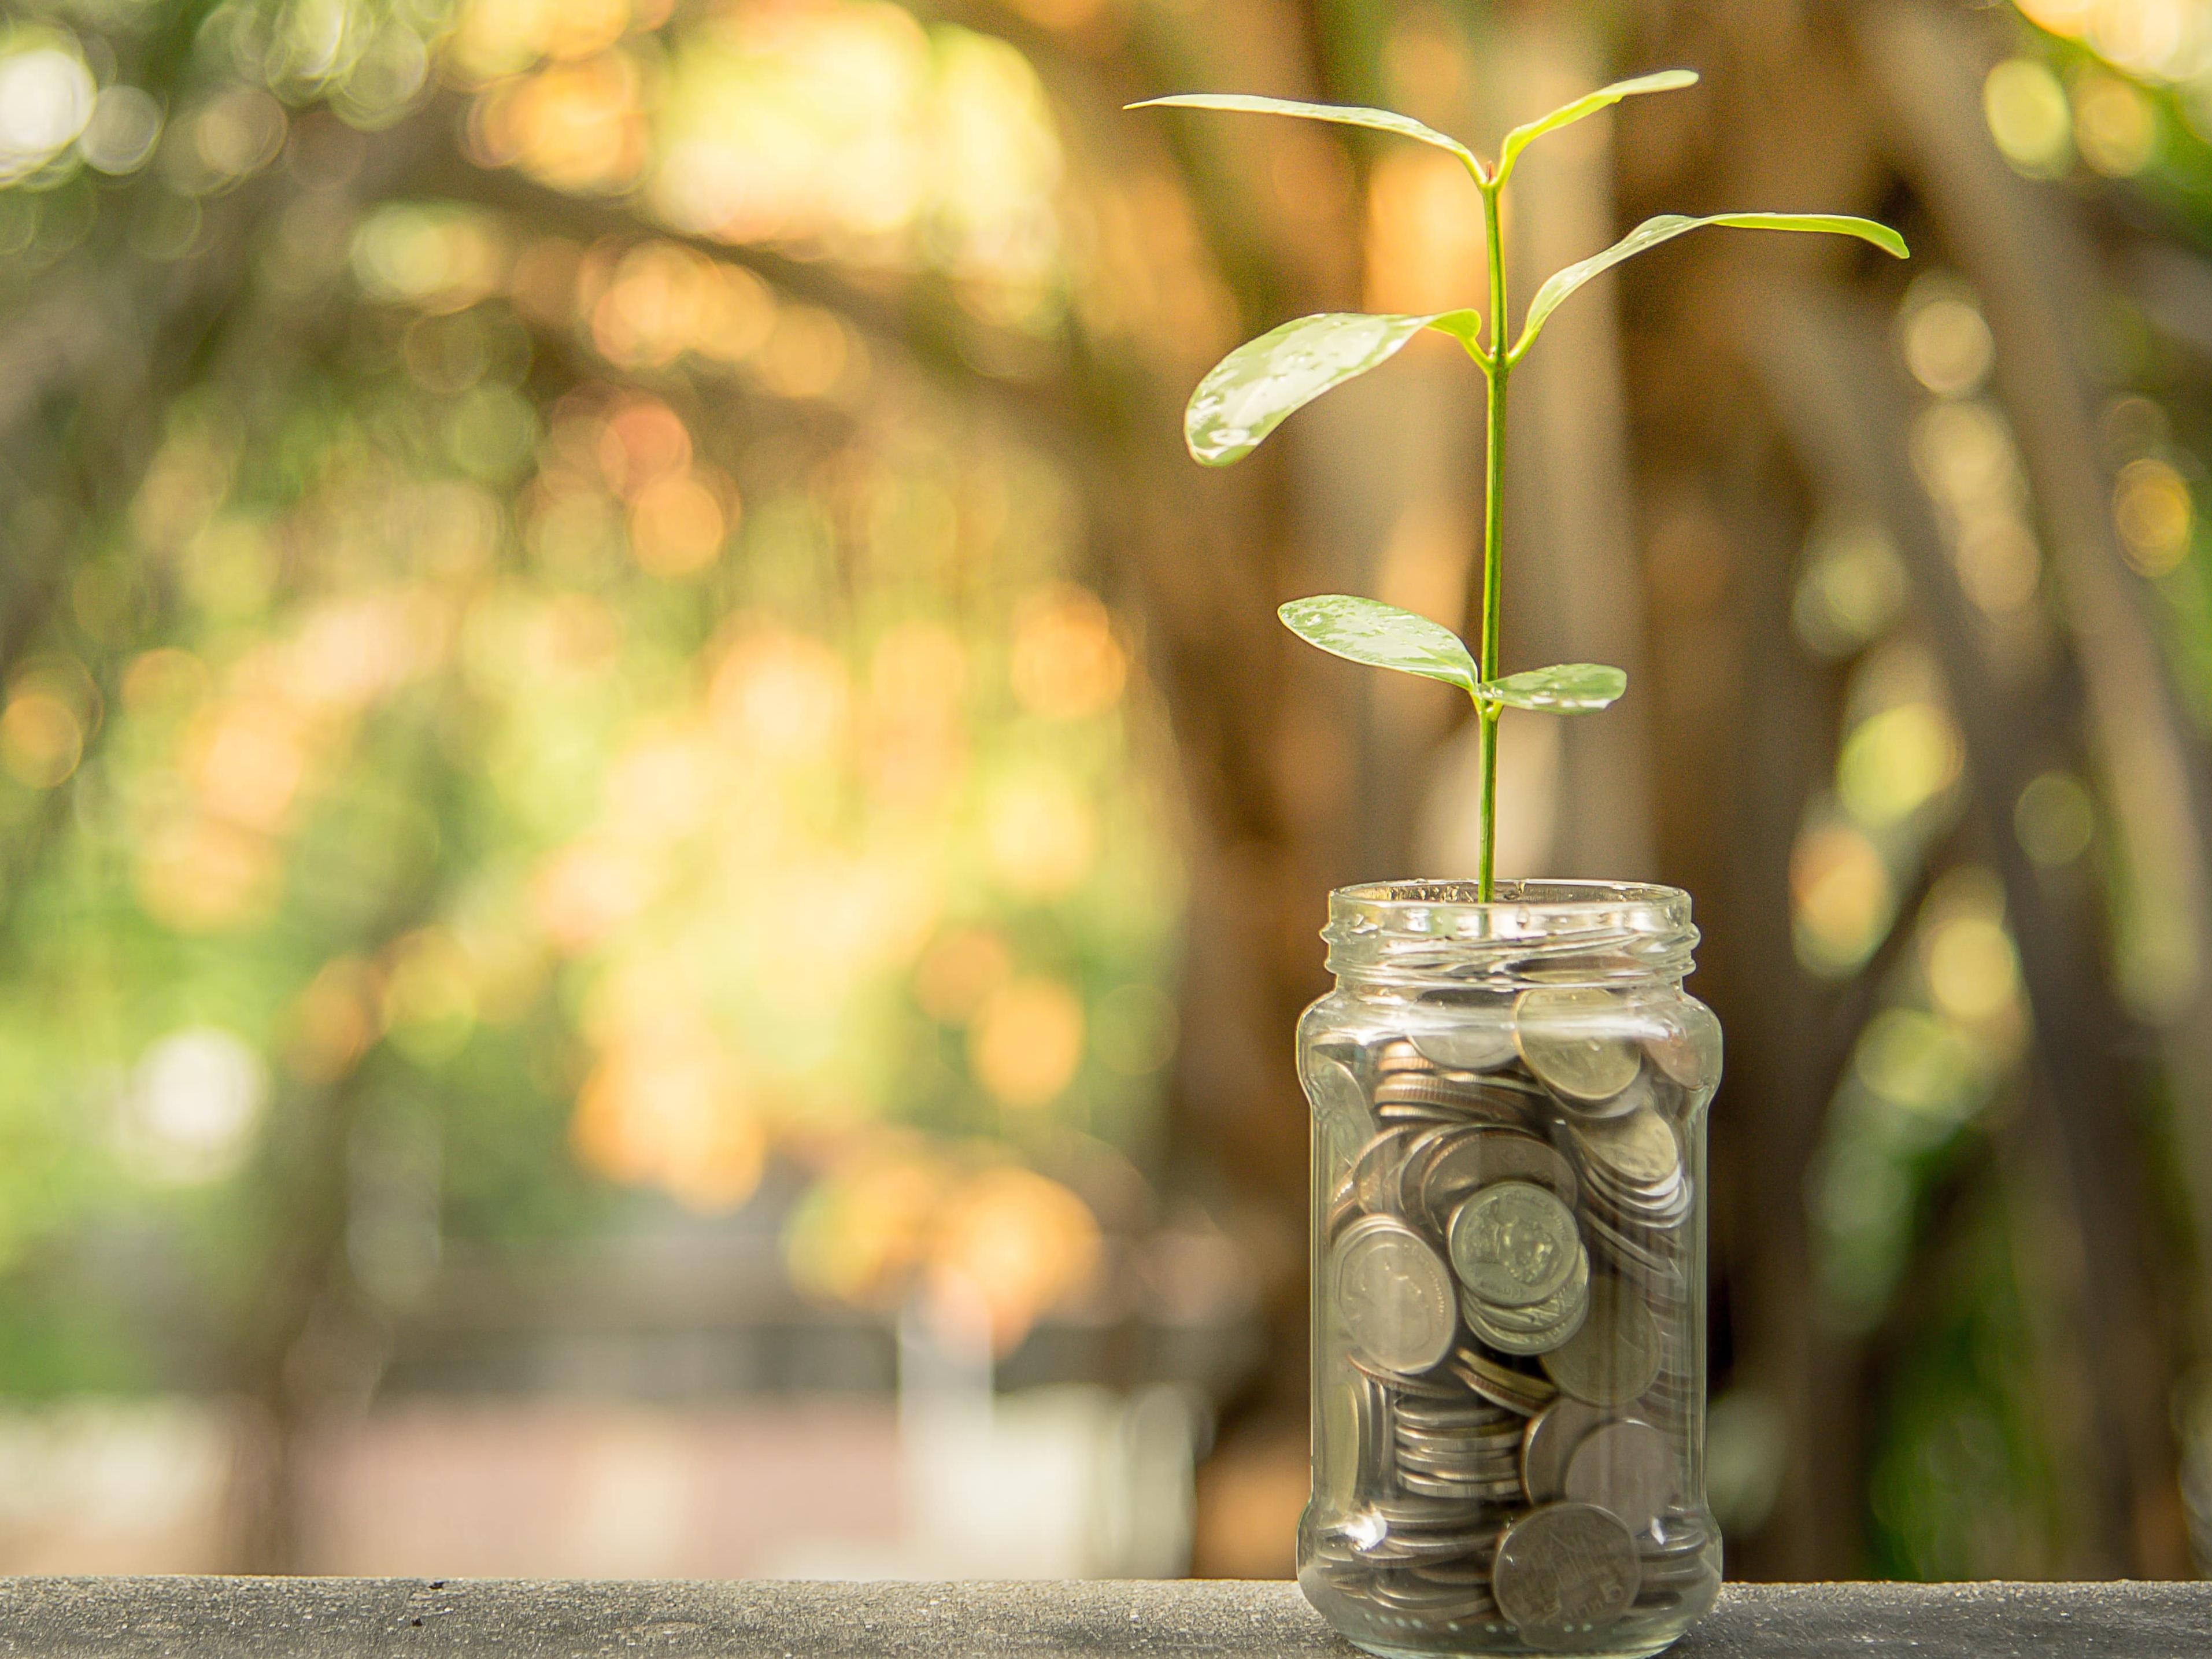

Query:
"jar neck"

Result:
[[1322, 879, 1699, 992]]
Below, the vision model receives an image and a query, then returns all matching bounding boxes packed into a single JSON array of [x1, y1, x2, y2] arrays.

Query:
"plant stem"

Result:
[[1475, 179, 1510, 901]]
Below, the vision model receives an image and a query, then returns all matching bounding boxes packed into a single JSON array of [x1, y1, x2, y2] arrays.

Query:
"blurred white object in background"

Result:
[[0, 1353, 1200, 1578], [837, 1287, 1199, 1580], [0, 1399, 232, 1572], [114, 1027, 268, 1185]]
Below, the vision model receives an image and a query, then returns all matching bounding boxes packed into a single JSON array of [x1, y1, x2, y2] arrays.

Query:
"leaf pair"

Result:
[[1133, 68, 1695, 190], [1277, 595, 1625, 714], [1134, 74, 1907, 467]]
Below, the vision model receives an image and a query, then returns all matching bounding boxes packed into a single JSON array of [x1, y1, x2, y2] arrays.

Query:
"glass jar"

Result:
[[1297, 881, 1722, 1659]]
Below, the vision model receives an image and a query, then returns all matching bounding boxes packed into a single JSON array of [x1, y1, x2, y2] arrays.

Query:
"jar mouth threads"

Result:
[[1324, 880, 1700, 987]]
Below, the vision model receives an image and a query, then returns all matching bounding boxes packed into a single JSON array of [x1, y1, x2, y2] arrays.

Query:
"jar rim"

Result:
[[1333, 877, 1691, 921], [1323, 878, 1697, 983]]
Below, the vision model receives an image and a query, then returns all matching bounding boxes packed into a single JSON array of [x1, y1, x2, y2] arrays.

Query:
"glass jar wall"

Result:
[[1297, 881, 1722, 1659]]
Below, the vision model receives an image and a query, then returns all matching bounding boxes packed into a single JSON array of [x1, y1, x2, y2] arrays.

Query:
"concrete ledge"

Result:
[[2, 1576, 2210, 1657]]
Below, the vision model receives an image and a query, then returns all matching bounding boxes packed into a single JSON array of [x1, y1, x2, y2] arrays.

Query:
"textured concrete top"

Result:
[[2, 1576, 2209, 1657]]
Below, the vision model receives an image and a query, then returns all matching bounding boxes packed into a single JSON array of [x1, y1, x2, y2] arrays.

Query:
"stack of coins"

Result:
[[1306, 987, 1719, 1650]]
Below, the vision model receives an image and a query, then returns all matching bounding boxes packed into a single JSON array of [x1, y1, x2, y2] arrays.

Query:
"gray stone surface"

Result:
[[1, 1576, 2209, 1657]]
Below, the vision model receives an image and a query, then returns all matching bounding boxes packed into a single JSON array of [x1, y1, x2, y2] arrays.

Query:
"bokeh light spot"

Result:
[[927, 1165, 1100, 1354], [2074, 71, 2158, 176], [1984, 58, 2073, 176], [985, 774, 1097, 899], [913, 928, 1012, 1024], [79, 84, 162, 175], [1838, 702, 1963, 827], [1793, 822, 1896, 977], [1010, 585, 1126, 719], [571, 1030, 764, 1211], [628, 472, 728, 576], [1925, 916, 2021, 1024], [2113, 456, 2193, 575], [710, 629, 850, 761], [282, 956, 382, 1084], [116, 1028, 268, 1185], [2015, 770, 2096, 867], [0, 44, 97, 184], [1, 691, 83, 789], [970, 976, 1084, 1108], [1903, 293, 1993, 398]]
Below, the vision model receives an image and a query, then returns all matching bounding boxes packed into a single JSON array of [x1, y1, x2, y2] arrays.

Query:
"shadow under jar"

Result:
[[1298, 881, 1722, 1659]]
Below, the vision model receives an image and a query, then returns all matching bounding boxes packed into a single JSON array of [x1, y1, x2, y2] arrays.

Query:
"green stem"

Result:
[[1476, 179, 1510, 901]]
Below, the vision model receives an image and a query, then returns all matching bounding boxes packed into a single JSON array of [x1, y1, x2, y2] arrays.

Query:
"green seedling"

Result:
[[1132, 71, 1906, 898]]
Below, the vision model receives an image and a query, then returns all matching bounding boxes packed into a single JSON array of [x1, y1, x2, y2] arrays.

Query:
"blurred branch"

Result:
[[417, 154, 1088, 439]]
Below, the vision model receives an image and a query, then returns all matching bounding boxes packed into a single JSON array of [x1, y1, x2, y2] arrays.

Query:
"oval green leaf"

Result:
[[1186, 311, 1479, 465], [1478, 663, 1627, 712], [1279, 595, 1478, 693], [1128, 94, 1481, 176], [1514, 212, 1908, 361], [1496, 70, 1699, 185]]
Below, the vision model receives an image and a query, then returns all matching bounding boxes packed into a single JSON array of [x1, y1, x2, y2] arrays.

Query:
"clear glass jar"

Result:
[[1297, 881, 1722, 1659]]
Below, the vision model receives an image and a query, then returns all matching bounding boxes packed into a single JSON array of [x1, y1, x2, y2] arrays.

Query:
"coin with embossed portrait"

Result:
[[1333, 1215, 1457, 1376], [1449, 1181, 1581, 1309]]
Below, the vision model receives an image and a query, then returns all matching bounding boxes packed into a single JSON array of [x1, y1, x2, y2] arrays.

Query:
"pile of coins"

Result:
[[1304, 986, 1719, 1653]]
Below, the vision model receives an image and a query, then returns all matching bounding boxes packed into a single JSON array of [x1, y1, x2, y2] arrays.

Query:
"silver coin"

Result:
[[1557, 1060, 1655, 1124], [1519, 1395, 1610, 1506], [1360, 1351, 1470, 1396], [1418, 1128, 1578, 1218], [1463, 1237, 1590, 1321], [1367, 1577, 1501, 1621], [1305, 1052, 1373, 1122], [1449, 1182, 1582, 1308], [1399, 1468, 1525, 1502], [1451, 1347, 1560, 1415], [1322, 1371, 1391, 1509], [1572, 1108, 1681, 1191], [1581, 1148, 1686, 1210], [1540, 1277, 1663, 1407], [1410, 1024, 1519, 1073], [1641, 1509, 1715, 1565], [1321, 1378, 1363, 1509], [1351, 1129, 1423, 1215], [1643, 997, 1722, 1091], [1370, 1494, 1496, 1530], [1397, 1396, 1519, 1431], [1585, 1167, 1691, 1228], [1399, 1417, 1522, 1451], [1490, 1502, 1641, 1645], [1562, 1418, 1680, 1536], [1396, 1436, 1521, 1476], [1413, 1551, 1504, 1585], [1513, 988, 1643, 1104], [1396, 1443, 1521, 1480], [1333, 1215, 1456, 1376], [1462, 1250, 1590, 1357], [1373, 1039, 1431, 1075], [1375, 1073, 1542, 1125], [1581, 1210, 1685, 1281]]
